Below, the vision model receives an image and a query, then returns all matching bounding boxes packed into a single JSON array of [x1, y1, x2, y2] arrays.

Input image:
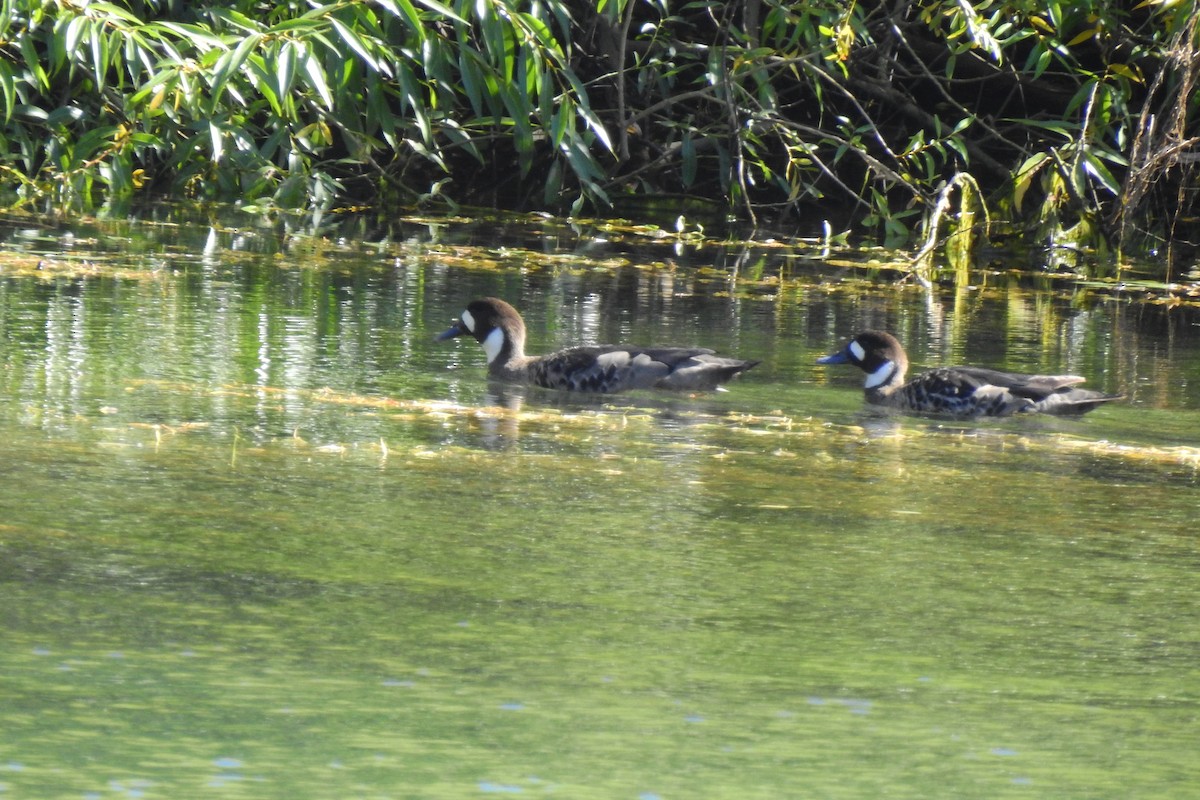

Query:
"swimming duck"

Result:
[[817, 330, 1122, 416], [437, 297, 758, 392]]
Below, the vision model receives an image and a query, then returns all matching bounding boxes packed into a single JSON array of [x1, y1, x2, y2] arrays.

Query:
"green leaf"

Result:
[[68, 129, 113, 184], [300, 45, 335, 110], [209, 120, 225, 162], [439, 119, 480, 163], [1012, 118, 1077, 139], [1081, 150, 1121, 195], [561, 139, 609, 205], [210, 33, 261, 108], [87, 2, 143, 25], [90, 24, 109, 90], [1047, 3, 1063, 30], [0, 60, 14, 123], [1066, 28, 1097, 47], [149, 21, 227, 51], [550, 96, 571, 147], [681, 131, 696, 187], [458, 53, 483, 116], [412, 0, 465, 25], [1108, 62, 1142, 82], [64, 14, 90, 55], [127, 131, 163, 147], [245, 55, 283, 116], [20, 36, 51, 91], [378, 0, 424, 34], [329, 17, 380, 72], [945, 137, 968, 162], [1032, 46, 1052, 79], [501, 20, 517, 83], [397, 62, 432, 143], [510, 113, 534, 176], [517, 11, 565, 62], [123, 29, 159, 77], [520, 46, 537, 105], [542, 158, 563, 205], [562, 72, 613, 153], [1013, 152, 1050, 212], [206, 7, 263, 34], [278, 40, 296, 99]]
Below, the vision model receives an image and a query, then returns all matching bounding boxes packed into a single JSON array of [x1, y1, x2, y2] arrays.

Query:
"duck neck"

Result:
[[863, 360, 904, 402], [482, 327, 510, 364], [485, 327, 532, 381]]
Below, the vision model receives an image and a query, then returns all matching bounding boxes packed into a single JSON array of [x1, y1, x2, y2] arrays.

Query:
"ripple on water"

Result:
[[478, 781, 524, 793], [208, 756, 245, 787], [105, 779, 153, 797]]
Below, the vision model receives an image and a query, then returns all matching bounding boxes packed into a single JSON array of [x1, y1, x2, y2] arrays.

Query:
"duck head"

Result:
[[436, 297, 526, 364], [817, 330, 908, 391]]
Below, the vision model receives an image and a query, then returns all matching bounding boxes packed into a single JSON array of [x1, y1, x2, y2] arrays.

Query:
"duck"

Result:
[[817, 330, 1122, 416], [436, 297, 758, 392]]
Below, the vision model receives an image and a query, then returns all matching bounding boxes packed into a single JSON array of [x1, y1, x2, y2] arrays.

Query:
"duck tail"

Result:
[[1031, 390, 1124, 416]]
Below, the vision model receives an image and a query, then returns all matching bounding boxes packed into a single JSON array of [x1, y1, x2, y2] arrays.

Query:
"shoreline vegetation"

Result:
[[0, 0, 1196, 271]]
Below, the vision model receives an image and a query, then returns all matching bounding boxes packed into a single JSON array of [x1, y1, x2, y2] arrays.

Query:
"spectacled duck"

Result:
[[817, 330, 1122, 416], [437, 297, 758, 392]]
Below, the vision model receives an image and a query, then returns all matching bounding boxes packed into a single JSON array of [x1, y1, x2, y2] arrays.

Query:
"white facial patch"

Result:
[[863, 360, 894, 389], [481, 326, 505, 364], [461, 310, 477, 333], [849, 340, 866, 362]]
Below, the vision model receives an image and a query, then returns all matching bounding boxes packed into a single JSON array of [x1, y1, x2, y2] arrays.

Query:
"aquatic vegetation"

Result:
[[0, 1, 1195, 268]]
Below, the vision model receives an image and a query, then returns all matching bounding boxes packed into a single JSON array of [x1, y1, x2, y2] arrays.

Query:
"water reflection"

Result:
[[5, 210, 1200, 414]]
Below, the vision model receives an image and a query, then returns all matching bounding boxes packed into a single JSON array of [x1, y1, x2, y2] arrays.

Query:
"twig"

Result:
[[910, 172, 987, 277]]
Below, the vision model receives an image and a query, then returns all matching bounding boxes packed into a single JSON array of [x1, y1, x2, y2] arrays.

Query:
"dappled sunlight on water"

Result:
[[1, 208, 1199, 798]]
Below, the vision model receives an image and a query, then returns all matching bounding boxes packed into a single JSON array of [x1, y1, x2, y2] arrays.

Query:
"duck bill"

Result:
[[817, 351, 850, 365], [436, 322, 467, 341]]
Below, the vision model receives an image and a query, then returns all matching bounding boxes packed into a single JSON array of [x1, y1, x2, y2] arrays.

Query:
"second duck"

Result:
[[437, 297, 758, 392], [817, 330, 1122, 417]]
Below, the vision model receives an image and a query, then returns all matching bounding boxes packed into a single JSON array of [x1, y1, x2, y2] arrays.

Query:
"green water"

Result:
[[1, 211, 1198, 798]]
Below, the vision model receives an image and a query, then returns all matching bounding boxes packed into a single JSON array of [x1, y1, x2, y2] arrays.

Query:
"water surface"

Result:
[[1, 209, 1198, 798]]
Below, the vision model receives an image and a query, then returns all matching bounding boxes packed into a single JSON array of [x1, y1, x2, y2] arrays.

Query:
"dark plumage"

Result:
[[437, 297, 758, 392], [817, 330, 1122, 417]]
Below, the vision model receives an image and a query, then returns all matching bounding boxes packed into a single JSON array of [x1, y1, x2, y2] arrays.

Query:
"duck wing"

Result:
[[531, 346, 756, 392], [936, 366, 1121, 416], [1028, 388, 1124, 415], [653, 351, 761, 391], [948, 366, 1085, 396]]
